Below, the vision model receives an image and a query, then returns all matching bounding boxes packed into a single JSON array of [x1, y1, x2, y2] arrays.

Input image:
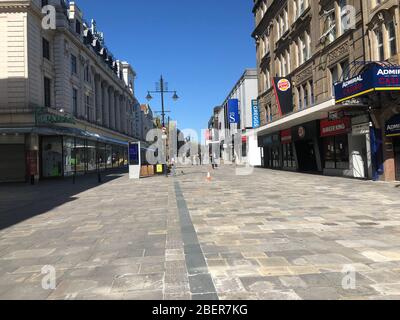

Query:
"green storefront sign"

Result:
[[35, 107, 76, 125]]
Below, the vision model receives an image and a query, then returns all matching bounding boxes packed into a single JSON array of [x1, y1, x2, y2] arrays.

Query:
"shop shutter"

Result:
[[0, 145, 26, 182]]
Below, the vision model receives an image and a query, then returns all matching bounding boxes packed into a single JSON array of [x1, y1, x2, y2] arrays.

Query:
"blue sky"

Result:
[[77, 0, 256, 140]]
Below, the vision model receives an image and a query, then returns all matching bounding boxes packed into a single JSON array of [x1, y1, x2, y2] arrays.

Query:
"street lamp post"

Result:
[[146, 76, 179, 176], [146, 75, 179, 128]]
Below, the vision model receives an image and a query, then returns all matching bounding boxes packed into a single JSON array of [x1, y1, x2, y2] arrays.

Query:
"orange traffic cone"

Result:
[[206, 171, 212, 182]]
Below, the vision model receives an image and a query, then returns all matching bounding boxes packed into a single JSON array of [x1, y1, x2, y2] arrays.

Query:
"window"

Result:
[[72, 88, 78, 116], [75, 20, 81, 35], [44, 77, 51, 108], [84, 65, 90, 82], [298, 35, 306, 65], [305, 32, 311, 60], [42, 38, 50, 60], [388, 20, 397, 57], [376, 28, 384, 60], [281, 55, 287, 76], [85, 95, 91, 121], [323, 135, 349, 169], [303, 84, 308, 108], [265, 67, 271, 90], [282, 144, 295, 168], [330, 66, 339, 96], [71, 54, 77, 75], [299, 0, 305, 16], [326, 10, 337, 43], [286, 50, 291, 74], [41, 0, 48, 7], [309, 81, 315, 105], [297, 86, 303, 110], [339, 0, 348, 34], [340, 60, 350, 80]]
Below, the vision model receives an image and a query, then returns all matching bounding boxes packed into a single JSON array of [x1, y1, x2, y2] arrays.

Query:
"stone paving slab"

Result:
[[1, 166, 400, 300]]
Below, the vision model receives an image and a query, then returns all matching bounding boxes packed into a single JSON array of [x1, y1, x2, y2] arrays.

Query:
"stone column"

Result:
[[115, 94, 121, 132], [109, 87, 115, 129], [94, 75, 102, 124], [103, 82, 110, 128]]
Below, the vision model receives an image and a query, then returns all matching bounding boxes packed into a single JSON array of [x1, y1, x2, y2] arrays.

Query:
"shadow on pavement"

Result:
[[0, 168, 127, 231]]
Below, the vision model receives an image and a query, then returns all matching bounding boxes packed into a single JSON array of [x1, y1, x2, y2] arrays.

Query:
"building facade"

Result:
[[253, 0, 400, 181], [138, 104, 155, 142], [208, 69, 262, 166], [0, 0, 140, 182]]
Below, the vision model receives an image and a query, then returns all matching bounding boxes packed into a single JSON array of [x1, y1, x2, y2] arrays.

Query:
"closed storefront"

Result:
[[38, 133, 128, 179], [320, 118, 351, 176], [292, 121, 321, 172], [281, 129, 296, 169], [260, 134, 281, 169], [41, 136, 63, 178], [0, 135, 26, 182], [386, 114, 400, 181], [394, 138, 400, 181], [350, 115, 371, 179]]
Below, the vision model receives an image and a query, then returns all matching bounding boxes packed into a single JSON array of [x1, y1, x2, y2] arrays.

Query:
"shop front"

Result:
[[40, 134, 128, 179], [386, 114, 400, 181], [260, 134, 281, 169], [292, 121, 322, 173], [350, 115, 372, 179], [0, 133, 27, 182], [334, 62, 400, 181], [320, 117, 351, 177], [0, 126, 129, 182], [280, 129, 296, 171]]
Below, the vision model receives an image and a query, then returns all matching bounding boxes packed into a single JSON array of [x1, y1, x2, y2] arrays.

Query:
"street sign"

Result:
[[128, 142, 141, 179]]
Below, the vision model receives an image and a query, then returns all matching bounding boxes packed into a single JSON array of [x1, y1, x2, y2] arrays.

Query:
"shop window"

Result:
[[323, 134, 349, 170], [97, 143, 106, 171], [335, 134, 349, 169], [63, 137, 75, 177], [106, 145, 112, 168], [75, 138, 86, 174], [272, 147, 280, 168], [42, 136, 62, 178], [282, 143, 295, 168], [87, 140, 97, 172]]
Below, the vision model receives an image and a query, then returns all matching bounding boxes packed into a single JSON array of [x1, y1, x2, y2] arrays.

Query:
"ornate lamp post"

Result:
[[146, 75, 179, 128]]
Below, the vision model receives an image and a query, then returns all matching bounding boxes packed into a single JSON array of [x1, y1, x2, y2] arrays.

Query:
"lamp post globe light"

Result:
[[146, 75, 180, 176], [146, 75, 179, 128]]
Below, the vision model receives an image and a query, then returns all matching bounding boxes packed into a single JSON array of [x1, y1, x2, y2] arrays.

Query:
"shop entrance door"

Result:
[[41, 136, 63, 178], [352, 135, 368, 179], [296, 140, 318, 172], [0, 144, 26, 182], [394, 138, 400, 181]]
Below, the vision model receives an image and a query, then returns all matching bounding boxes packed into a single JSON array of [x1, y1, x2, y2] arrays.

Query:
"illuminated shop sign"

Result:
[[386, 114, 400, 137], [320, 118, 351, 137], [335, 66, 400, 104]]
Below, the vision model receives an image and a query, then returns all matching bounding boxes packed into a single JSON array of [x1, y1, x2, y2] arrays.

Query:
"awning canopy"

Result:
[[0, 126, 130, 146]]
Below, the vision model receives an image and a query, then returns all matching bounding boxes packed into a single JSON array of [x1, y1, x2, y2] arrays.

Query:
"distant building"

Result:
[[209, 69, 261, 166], [0, 0, 139, 182], [139, 104, 155, 141]]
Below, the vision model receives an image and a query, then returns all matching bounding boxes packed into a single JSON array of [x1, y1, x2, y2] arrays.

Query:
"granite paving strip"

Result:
[[174, 181, 218, 300]]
